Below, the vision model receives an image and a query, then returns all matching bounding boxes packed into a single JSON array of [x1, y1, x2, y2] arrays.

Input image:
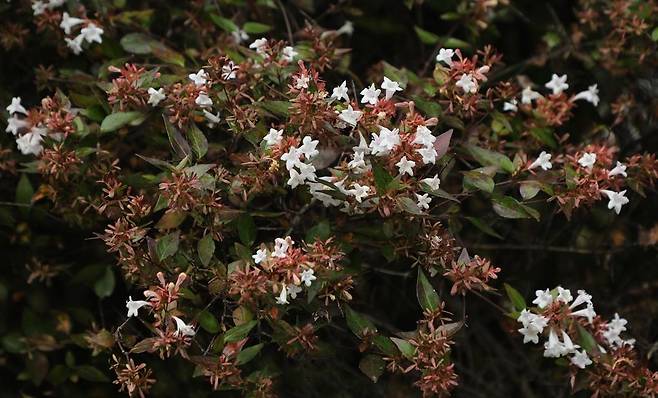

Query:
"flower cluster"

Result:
[[514, 286, 658, 396]]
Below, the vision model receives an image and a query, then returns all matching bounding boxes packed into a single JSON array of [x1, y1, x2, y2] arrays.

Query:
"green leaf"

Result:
[[390, 337, 416, 359], [576, 323, 598, 354], [442, 36, 471, 49], [15, 174, 34, 205], [93, 267, 115, 298], [463, 170, 495, 193], [492, 196, 540, 221], [465, 216, 503, 239], [243, 22, 272, 34], [373, 335, 399, 356], [188, 123, 208, 159], [236, 343, 264, 365], [163, 116, 192, 159], [156, 231, 180, 261], [305, 220, 331, 242], [504, 283, 526, 312], [237, 213, 257, 246], [416, 268, 441, 311], [414, 26, 440, 45], [120, 33, 185, 66], [197, 234, 215, 266], [373, 163, 394, 194], [345, 305, 377, 337], [198, 310, 220, 333], [397, 197, 423, 215], [100, 111, 145, 133], [652, 27, 658, 42], [359, 355, 385, 383], [519, 181, 542, 200], [223, 320, 258, 343], [259, 101, 290, 117], [76, 365, 110, 382], [209, 14, 238, 32], [530, 127, 557, 149], [463, 144, 515, 174]]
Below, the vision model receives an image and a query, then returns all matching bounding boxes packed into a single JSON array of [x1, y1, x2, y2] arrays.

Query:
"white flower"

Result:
[[396, 156, 416, 176], [600, 189, 629, 215], [570, 289, 593, 309], [231, 29, 249, 43], [338, 105, 362, 126], [603, 313, 632, 348], [5, 116, 27, 135], [348, 152, 367, 171], [517, 309, 549, 344], [275, 285, 289, 305], [571, 350, 592, 369], [381, 77, 402, 100], [349, 183, 371, 203], [301, 269, 317, 287], [421, 175, 441, 191], [608, 161, 627, 178], [286, 168, 305, 188], [297, 162, 317, 181], [299, 136, 319, 159], [533, 289, 554, 309], [80, 23, 103, 44], [6, 97, 27, 115], [543, 329, 562, 357], [354, 133, 370, 155], [417, 147, 438, 165], [578, 152, 597, 169], [221, 61, 238, 80], [263, 128, 283, 147], [203, 110, 221, 128], [503, 99, 518, 112], [369, 126, 400, 155], [287, 284, 302, 299], [147, 88, 166, 106], [252, 248, 267, 264], [572, 84, 599, 106], [331, 81, 349, 102], [282, 46, 298, 62], [273, 237, 293, 258], [360, 83, 381, 105], [336, 21, 354, 36], [435, 48, 455, 66], [556, 286, 573, 304], [32, 1, 47, 16], [195, 92, 213, 107], [413, 125, 435, 147], [295, 74, 310, 89], [528, 151, 552, 171], [16, 129, 45, 155], [545, 73, 569, 95], [249, 38, 268, 54], [560, 330, 580, 355], [172, 316, 196, 337], [416, 193, 431, 210], [189, 69, 209, 86], [60, 12, 84, 34], [455, 74, 477, 94], [570, 303, 597, 324], [126, 296, 150, 317], [65, 35, 84, 55], [521, 86, 541, 104], [281, 146, 302, 170]]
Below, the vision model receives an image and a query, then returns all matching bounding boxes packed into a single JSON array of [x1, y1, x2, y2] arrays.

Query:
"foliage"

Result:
[[1, 0, 658, 397]]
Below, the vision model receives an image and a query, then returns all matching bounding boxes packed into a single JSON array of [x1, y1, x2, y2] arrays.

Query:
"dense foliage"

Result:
[[2, 0, 658, 397]]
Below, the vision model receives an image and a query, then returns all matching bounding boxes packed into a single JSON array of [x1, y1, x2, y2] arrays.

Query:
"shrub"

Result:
[[1, 0, 658, 397]]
